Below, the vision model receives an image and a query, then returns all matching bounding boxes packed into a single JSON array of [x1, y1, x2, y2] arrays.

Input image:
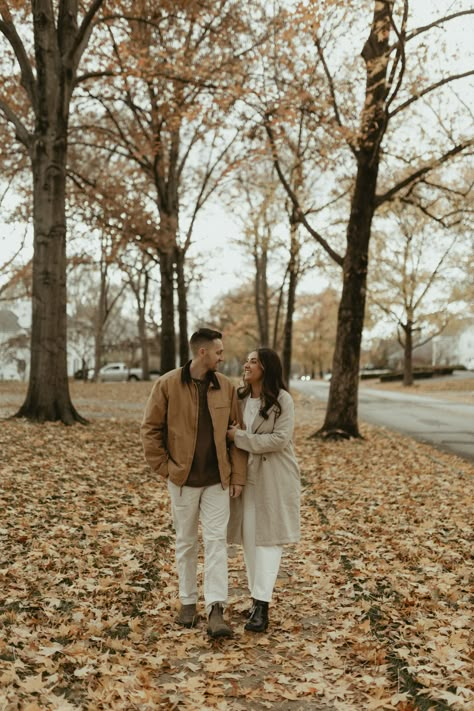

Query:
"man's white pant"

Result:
[[242, 482, 283, 602], [167, 480, 230, 615]]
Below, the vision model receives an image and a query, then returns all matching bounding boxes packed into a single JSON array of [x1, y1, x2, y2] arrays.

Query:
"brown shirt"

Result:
[[186, 378, 221, 487]]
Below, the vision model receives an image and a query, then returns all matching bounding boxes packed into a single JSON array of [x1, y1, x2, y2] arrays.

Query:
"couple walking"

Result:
[[141, 328, 300, 638]]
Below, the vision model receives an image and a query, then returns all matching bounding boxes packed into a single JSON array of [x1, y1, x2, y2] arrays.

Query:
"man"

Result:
[[141, 328, 246, 638]]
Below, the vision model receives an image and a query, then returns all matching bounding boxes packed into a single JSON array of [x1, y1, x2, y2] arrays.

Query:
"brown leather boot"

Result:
[[176, 603, 198, 628], [207, 603, 233, 638]]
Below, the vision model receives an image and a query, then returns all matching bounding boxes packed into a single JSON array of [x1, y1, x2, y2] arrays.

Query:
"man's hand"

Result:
[[227, 423, 240, 442], [229, 485, 243, 498]]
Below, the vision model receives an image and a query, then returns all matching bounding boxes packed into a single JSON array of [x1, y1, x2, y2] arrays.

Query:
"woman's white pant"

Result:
[[242, 482, 282, 602], [167, 480, 230, 615]]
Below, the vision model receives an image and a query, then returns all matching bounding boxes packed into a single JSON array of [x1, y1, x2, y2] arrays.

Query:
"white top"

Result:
[[243, 396, 261, 432]]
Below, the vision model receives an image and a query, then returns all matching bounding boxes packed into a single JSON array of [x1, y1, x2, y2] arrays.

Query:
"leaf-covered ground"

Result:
[[0, 383, 473, 710]]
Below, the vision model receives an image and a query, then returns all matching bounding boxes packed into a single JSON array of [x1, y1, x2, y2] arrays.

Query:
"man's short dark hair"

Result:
[[190, 328, 222, 355]]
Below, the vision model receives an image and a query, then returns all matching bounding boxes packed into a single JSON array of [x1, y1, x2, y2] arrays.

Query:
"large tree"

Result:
[[264, 0, 474, 437], [75, 0, 259, 371], [0, 0, 105, 423], [292, 288, 340, 380], [368, 199, 470, 385], [66, 155, 160, 378]]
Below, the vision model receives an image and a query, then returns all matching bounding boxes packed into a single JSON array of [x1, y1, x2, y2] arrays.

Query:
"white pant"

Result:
[[242, 482, 283, 602], [167, 480, 230, 614]]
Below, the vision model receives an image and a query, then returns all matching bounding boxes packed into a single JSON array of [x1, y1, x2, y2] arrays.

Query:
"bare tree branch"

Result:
[[375, 140, 473, 206], [400, 197, 464, 228], [81, 87, 152, 172], [74, 70, 115, 86], [385, 0, 408, 114], [0, 12, 37, 107], [390, 71, 474, 117], [403, 10, 474, 44], [69, 0, 105, 69], [0, 96, 30, 146], [413, 235, 458, 312], [314, 35, 357, 156], [264, 114, 344, 267]]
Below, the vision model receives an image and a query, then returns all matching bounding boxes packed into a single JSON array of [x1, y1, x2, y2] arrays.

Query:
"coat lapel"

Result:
[[253, 404, 277, 434], [241, 395, 266, 434], [252, 411, 266, 433]]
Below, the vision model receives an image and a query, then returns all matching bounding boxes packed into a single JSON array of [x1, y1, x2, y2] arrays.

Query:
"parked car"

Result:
[[98, 362, 160, 382]]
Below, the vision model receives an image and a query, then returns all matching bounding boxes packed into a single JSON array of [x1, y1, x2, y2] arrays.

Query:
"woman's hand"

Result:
[[226, 422, 240, 442], [230, 484, 243, 498]]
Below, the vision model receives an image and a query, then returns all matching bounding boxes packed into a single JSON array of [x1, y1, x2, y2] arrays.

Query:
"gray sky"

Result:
[[1, 0, 472, 314]]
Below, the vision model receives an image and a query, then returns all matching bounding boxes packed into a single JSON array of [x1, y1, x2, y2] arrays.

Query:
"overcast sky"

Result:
[[1, 0, 472, 318]]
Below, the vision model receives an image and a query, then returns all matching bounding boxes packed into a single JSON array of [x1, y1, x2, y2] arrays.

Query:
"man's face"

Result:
[[202, 338, 224, 372]]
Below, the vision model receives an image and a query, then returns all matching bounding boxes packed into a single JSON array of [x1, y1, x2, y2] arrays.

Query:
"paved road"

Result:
[[291, 376, 474, 463]]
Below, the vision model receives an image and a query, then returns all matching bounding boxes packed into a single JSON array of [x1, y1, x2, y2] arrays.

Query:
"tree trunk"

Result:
[[16, 109, 86, 422], [254, 248, 269, 346], [321, 193, 373, 437], [318, 0, 391, 439], [175, 246, 189, 365], [6, 1, 104, 423], [93, 254, 107, 381], [140, 270, 150, 379], [138, 303, 150, 379], [282, 225, 298, 385], [403, 321, 413, 386], [272, 273, 287, 350], [159, 250, 176, 373], [138, 274, 150, 380]]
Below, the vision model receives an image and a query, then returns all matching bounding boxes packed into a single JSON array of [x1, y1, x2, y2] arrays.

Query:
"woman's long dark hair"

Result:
[[238, 348, 288, 419]]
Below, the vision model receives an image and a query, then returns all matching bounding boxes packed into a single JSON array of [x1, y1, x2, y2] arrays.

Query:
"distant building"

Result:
[[0, 307, 30, 380], [432, 323, 474, 369], [458, 327, 474, 369]]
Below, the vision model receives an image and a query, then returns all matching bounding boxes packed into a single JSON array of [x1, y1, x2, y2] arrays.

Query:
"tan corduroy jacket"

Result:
[[141, 362, 247, 488]]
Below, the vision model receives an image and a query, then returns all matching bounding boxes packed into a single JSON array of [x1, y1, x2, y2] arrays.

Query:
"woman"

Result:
[[227, 348, 300, 632]]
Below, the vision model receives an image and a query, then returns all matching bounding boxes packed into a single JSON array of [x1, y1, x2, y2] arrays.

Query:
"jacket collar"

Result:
[[181, 360, 221, 390]]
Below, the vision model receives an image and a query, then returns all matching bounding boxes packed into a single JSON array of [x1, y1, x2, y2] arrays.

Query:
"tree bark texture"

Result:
[[153, 122, 179, 372], [138, 304, 150, 379], [159, 249, 176, 373], [402, 321, 414, 386], [13, 1, 104, 423], [272, 277, 286, 351], [282, 224, 299, 386], [17, 135, 84, 423], [320, 0, 392, 438], [138, 271, 150, 379], [93, 256, 107, 383], [254, 246, 270, 346], [175, 246, 189, 366]]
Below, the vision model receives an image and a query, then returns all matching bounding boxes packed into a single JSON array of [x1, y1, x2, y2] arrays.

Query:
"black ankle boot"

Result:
[[245, 600, 269, 632]]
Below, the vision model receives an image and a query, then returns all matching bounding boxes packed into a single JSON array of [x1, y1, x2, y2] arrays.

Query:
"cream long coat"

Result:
[[228, 389, 301, 546]]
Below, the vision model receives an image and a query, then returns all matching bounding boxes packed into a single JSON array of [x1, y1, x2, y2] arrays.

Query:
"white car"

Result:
[[98, 362, 160, 382]]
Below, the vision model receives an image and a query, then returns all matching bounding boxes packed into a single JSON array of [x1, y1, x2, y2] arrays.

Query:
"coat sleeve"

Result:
[[140, 378, 169, 478], [229, 386, 248, 485], [234, 391, 294, 454]]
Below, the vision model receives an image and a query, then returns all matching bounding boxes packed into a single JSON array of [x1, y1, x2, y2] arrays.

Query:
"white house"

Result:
[[0, 305, 30, 380], [0, 300, 94, 380], [456, 325, 474, 369], [432, 323, 474, 369]]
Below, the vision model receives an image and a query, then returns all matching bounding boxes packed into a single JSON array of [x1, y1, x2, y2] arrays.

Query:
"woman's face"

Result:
[[243, 351, 264, 387]]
